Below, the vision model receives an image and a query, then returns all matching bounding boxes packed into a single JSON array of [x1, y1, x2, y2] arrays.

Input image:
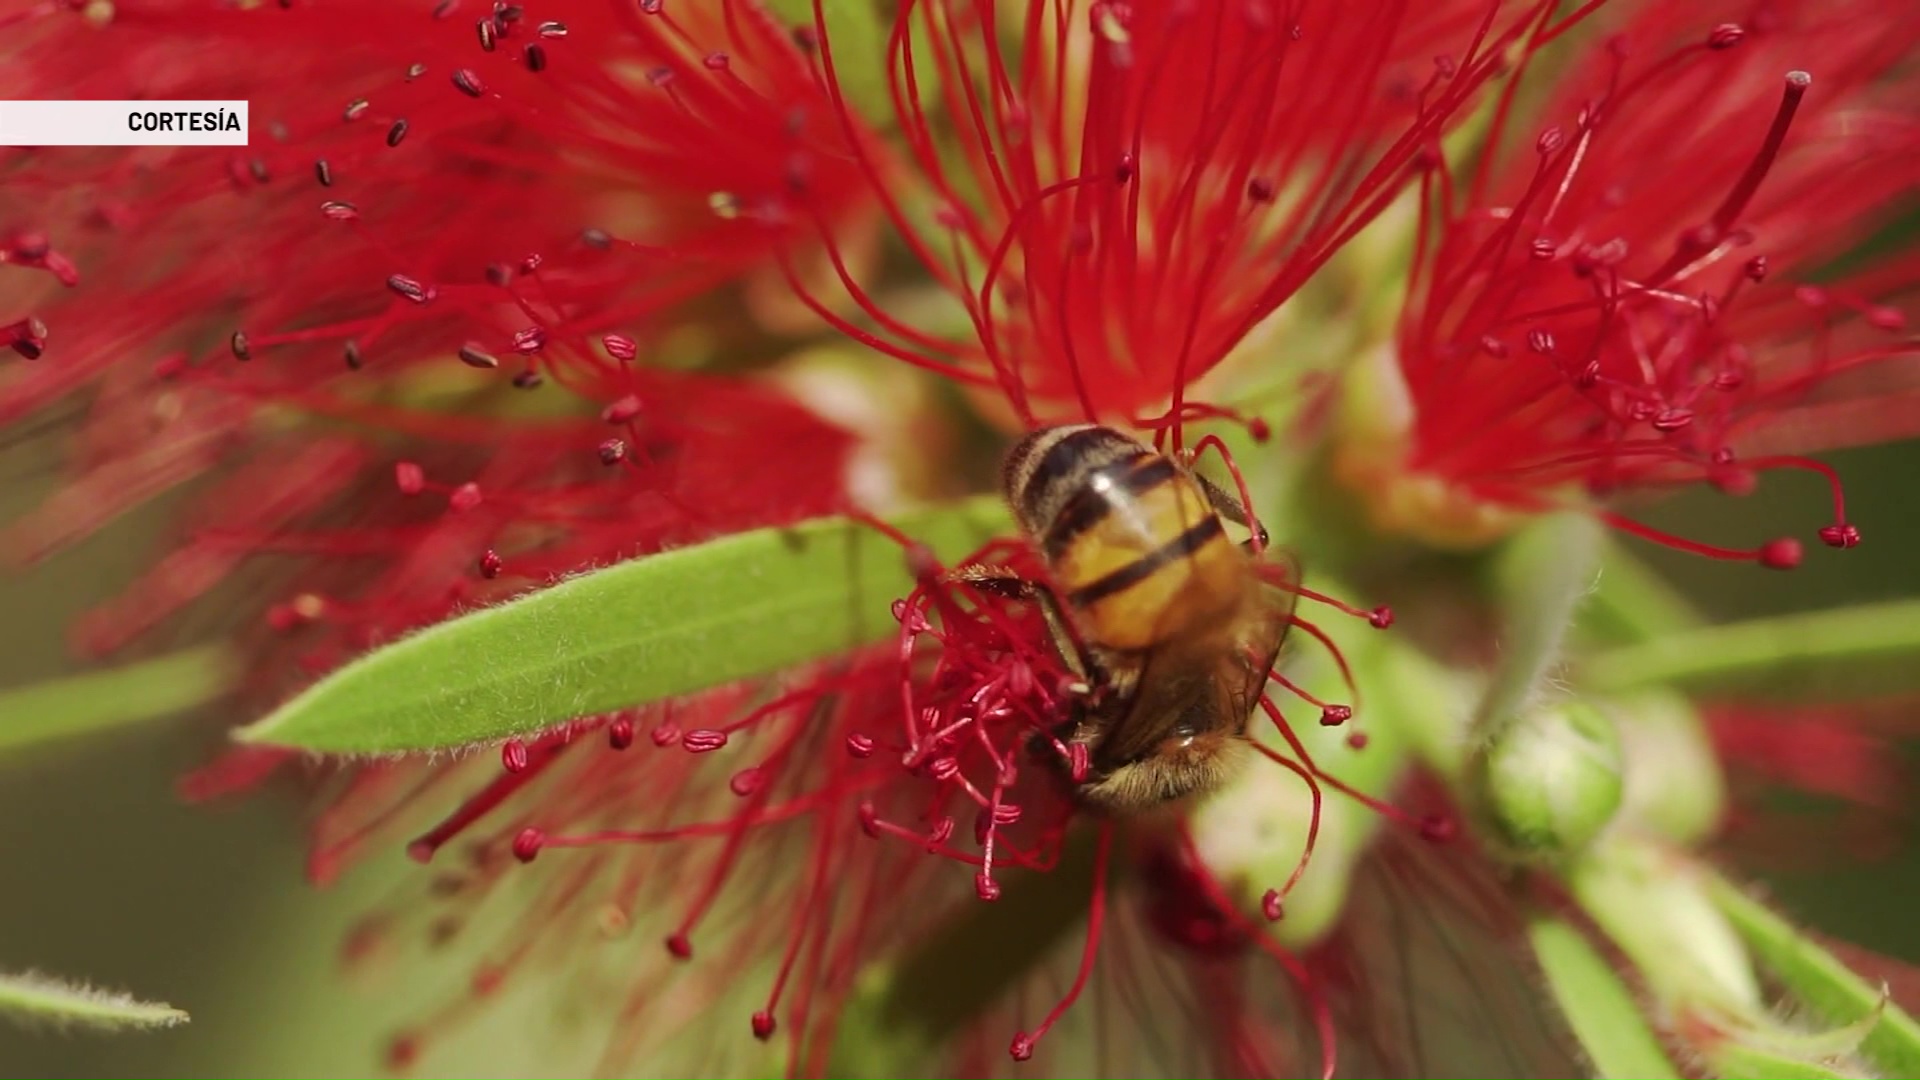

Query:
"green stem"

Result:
[[1583, 599, 1920, 700], [0, 646, 239, 757], [1527, 916, 1683, 1080]]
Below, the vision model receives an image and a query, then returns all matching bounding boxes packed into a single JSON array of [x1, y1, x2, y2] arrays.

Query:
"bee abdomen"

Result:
[[1064, 514, 1225, 606], [1003, 425, 1240, 650]]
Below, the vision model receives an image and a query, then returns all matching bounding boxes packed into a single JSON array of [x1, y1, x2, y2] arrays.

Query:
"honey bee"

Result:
[[954, 424, 1299, 814]]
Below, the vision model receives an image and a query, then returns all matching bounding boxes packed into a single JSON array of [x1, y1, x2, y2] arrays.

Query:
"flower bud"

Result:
[[1612, 690, 1726, 847], [1476, 700, 1624, 861], [1331, 347, 1528, 551]]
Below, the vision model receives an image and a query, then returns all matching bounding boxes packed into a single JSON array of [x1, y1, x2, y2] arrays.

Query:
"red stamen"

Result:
[[1009, 821, 1113, 1062]]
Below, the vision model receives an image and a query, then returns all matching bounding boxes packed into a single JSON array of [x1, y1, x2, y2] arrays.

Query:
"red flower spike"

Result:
[[1706, 702, 1919, 875], [790, 0, 1587, 431], [0, 2, 1806, 1076], [0, 0, 882, 581], [1381, 0, 1920, 562]]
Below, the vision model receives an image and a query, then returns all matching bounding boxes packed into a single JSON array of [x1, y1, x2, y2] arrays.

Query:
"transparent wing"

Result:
[[1233, 546, 1304, 728], [927, 818, 1591, 1079]]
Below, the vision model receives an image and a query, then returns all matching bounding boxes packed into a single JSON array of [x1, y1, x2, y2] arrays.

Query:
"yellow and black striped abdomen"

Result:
[[1003, 425, 1248, 652]]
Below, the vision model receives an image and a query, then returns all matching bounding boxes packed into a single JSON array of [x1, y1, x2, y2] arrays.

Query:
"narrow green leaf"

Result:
[[1582, 599, 1920, 701], [0, 971, 187, 1033], [239, 497, 1011, 754], [0, 646, 239, 757], [1707, 875, 1920, 1078], [1527, 917, 1683, 1080]]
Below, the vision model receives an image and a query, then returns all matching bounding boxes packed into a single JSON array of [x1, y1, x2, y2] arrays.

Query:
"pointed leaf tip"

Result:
[[0, 971, 188, 1033], [237, 497, 1010, 755]]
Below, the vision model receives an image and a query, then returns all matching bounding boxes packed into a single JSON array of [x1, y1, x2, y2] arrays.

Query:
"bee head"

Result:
[[1072, 731, 1252, 815]]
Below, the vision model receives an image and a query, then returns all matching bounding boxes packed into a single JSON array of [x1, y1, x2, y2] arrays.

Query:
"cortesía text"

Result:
[[126, 109, 243, 132]]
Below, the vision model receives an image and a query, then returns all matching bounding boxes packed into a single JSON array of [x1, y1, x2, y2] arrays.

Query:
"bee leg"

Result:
[[947, 565, 1095, 686], [1192, 470, 1271, 553]]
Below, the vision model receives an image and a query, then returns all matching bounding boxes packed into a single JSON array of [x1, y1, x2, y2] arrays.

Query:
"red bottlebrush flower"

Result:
[[13, 0, 1916, 1076], [1362, 0, 1920, 560], [300, 549, 1091, 1074], [787, 0, 1577, 430], [291, 533, 1444, 1077], [1706, 699, 1916, 869], [2, 0, 881, 590]]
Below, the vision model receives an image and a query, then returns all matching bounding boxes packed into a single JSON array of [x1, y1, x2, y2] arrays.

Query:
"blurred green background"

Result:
[[1, 432, 1917, 1077]]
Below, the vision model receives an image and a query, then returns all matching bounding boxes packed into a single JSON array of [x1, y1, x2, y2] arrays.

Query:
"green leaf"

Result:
[[1582, 599, 1920, 701], [0, 971, 187, 1033], [0, 646, 239, 757], [1527, 917, 1683, 1080], [238, 497, 1011, 754], [1707, 875, 1920, 1078]]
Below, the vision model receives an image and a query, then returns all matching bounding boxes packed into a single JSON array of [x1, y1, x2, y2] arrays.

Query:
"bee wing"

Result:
[[1302, 825, 1592, 1078], [1091, 647, 1211, 765], [936, 824, 1591, 1079], [1230, 546, 1304, 727]]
